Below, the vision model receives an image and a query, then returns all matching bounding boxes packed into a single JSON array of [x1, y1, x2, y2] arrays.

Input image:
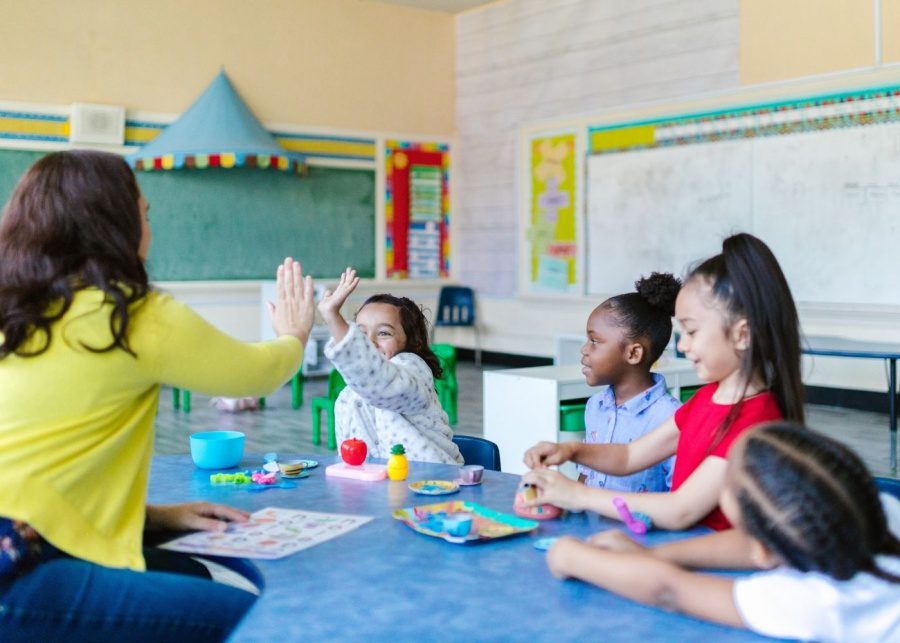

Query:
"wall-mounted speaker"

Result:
[[69, 103, 125, 146]]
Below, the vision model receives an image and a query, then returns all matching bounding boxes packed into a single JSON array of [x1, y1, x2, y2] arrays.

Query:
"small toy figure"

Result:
[[513, 481, 562, 520], [387, 444, 409, 481], [612, 497, 652, 535]]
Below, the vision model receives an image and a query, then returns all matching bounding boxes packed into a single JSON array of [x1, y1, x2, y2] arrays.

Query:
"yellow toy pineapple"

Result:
[[387, 443, 409, 481]]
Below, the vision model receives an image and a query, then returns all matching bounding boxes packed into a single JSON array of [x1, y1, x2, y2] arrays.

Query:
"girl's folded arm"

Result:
[[652, 529, 761, 570], [549, 539, 745, 628], [576, 455, 727, 530]]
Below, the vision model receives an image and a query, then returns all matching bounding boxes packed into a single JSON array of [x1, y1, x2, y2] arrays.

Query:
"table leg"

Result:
[[891, 359, 897, 471]]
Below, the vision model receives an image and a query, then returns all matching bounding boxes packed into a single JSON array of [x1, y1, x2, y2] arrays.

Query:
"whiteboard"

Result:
[[587, 123, 900, 306], [587, 141, 753, 295]]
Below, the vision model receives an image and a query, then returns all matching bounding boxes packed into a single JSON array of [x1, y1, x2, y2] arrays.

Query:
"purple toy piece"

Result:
[[612, 497, 649, 535]]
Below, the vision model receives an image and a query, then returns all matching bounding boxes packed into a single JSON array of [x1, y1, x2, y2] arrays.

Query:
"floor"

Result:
[[154, 361, 899, 480]]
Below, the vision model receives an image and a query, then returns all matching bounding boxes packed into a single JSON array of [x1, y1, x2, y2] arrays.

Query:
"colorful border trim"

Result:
[[132, 153, 304, 173], [0, 109, 377, 164], [0, 111, 68, 142], [384, 140, 450, 279], [589, 84, 900, 155]]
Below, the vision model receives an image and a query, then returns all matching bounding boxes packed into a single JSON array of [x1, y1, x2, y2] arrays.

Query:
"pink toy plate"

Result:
[[325, 462, 387, 481], [392, 500, 539, 544]]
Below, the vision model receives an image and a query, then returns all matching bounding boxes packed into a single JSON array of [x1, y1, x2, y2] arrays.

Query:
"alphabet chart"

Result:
[[160, 507, 373, 559]]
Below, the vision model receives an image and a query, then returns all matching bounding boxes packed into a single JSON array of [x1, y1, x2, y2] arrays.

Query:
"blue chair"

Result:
[[875, 476, 900, 499], [433, 286, 481, 367], [452, 435, 501, 471]]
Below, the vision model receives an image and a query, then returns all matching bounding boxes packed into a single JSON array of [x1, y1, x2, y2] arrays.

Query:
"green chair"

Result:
[[311, 368, 346, 450], [678, 385, 701, 403], [559, 400, 587, 433], [431, 344, 458, 425], [172, 369, 303, 413]]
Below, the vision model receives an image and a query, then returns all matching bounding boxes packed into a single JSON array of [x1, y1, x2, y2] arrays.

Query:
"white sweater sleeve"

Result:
[[324, 322, 435, 414]]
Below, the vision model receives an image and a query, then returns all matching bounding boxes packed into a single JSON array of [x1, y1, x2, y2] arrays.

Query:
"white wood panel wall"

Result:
[[455, 0, 740, 296]]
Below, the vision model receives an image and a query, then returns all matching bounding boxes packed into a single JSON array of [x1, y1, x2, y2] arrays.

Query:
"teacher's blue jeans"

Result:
[[0, 550, 256, 643]]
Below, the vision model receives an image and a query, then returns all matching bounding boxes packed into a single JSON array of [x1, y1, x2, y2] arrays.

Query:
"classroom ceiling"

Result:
[[370, 0, 498, 14]]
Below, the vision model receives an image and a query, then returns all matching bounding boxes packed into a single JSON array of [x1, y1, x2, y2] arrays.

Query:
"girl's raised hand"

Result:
[[268, 257, 316, 343], [317, 267, 360, 321], [587, 529, 647, 554], [520, 468, 585, 510]]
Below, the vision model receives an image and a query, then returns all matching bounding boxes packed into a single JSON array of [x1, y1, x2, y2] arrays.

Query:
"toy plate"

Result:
[[393, 501, 539, 544], [409, 480, 459, 496], [280, 470, 310, 479], [297, 459, 318, 470]]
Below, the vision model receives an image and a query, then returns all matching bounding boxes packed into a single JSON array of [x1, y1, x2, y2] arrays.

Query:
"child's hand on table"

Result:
[[145, 502, 250, 532], [268, 257, 316, 344], [546, 536, 584, 579], [587, 529, 647, 554], [523, 441, 578, 469], [521, 468, 584, 510]]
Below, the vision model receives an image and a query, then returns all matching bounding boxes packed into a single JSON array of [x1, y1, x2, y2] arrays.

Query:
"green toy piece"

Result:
[[391, 444, 406, 455]]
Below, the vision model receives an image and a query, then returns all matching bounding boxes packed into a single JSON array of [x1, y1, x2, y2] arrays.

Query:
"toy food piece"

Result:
[[387, 444, 409, 481], [442, 512, 474, 538], [513, 482, 562, 520], [340, 438, 367, 466]]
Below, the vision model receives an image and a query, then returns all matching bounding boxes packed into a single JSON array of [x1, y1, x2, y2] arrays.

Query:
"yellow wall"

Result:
[[740, 0, 876, 84], [884, 0, 900, 63], [0, 0, 455, 135]]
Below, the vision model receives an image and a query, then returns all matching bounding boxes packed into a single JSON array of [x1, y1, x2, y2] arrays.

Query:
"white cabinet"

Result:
[[483, 359, 702, 475]]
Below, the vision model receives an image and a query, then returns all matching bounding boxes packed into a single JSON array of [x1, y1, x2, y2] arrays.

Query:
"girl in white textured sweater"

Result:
[[319, 268, 462, 465]]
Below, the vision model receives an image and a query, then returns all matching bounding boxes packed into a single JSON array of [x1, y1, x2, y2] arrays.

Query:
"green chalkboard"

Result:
[[139, 166, 375, 280], [0, 149, 44, 206], [0, 150, 376, 281]]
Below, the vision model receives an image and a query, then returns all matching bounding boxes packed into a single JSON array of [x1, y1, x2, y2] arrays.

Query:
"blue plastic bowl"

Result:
[[190, 430, 245, 469]]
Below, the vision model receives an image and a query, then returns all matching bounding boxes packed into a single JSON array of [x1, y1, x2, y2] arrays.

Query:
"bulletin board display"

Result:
[[525, 131, 581, 294], [384, 140, 450, 279]]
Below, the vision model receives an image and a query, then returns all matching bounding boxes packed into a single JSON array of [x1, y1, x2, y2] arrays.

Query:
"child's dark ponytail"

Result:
[[604, 272, 681, 365], [358, 294, 443, 380], [688, 233, 804, 439], [735, 422, 899, 583]]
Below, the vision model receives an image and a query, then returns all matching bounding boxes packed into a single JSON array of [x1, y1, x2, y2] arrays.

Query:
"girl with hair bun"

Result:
[[571, 272, 682, 493], [524, 233, 804, 532]]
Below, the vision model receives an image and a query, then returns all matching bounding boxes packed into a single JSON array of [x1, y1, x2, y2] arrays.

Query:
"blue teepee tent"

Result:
[[128, 71, 304, 173]]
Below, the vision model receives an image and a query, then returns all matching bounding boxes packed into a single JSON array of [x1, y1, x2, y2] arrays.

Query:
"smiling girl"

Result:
[[318, 268, 462, 465]]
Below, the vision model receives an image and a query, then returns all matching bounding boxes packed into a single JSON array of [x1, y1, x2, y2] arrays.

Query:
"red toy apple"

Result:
[[340, 438, 367, 466]]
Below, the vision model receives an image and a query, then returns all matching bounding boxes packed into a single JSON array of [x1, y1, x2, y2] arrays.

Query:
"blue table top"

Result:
[[803, 334, 900, 360], [148, 454, 775, 642]]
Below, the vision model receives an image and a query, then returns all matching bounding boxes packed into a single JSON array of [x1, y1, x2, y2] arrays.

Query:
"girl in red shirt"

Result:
[[523, 233, 804, 531]]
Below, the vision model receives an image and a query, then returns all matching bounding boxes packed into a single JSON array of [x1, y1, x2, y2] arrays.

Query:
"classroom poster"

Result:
[[528, 133, 578, 293], [385, 140, 450, 279]]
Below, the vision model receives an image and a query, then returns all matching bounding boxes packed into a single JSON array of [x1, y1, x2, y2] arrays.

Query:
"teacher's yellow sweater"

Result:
[[0, 288, 302, 571]]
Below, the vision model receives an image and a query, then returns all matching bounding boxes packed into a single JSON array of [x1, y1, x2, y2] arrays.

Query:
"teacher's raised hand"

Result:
[[268, 257, 316, 344]]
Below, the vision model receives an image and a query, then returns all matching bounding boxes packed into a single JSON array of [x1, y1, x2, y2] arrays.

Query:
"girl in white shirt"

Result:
[[318, 268, 462, 465], [545, 422, 900, 642]]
